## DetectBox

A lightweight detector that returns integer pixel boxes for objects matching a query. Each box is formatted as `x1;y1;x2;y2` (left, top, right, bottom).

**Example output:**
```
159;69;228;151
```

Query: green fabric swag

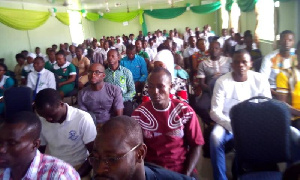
144;7;186;19
86;12;100;21
237;0;258;12
191;1;221;14
226;0;234;11
102;10;144;24
56;12;70;25
0;7;50;30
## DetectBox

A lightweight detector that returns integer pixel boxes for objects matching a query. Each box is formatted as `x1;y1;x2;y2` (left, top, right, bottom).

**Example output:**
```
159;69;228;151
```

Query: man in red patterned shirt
132;67;204;178
0;111;80;180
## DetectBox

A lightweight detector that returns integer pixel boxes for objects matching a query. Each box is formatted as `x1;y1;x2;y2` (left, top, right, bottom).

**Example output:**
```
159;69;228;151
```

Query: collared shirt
72;56;90;75
100;48;110;61
66;53;76;63
120;55;148;82
44;60;57;72
104;65;136;101
0;150;80;180
40;104;97;166
53;61;76;83
78;83;124;124
183;47;199;58
27;68;56;93
137;51;150;60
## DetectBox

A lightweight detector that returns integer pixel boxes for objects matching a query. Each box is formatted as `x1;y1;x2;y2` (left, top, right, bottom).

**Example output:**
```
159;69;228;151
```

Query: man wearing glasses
89;115;194;180
78;63;124;125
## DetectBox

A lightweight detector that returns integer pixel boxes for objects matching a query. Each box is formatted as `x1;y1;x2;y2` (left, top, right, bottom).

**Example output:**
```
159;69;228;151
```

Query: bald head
97;116;143;146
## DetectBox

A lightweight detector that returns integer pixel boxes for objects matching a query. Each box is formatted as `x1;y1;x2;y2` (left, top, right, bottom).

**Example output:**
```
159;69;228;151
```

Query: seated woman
142;50;188;103
0;63;15;115
53;51;76;98
72;47;90;89
195;41;231;125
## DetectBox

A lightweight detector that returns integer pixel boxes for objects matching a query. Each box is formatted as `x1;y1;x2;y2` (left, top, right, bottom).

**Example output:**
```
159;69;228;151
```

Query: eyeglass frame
87;70;104;76
88;143;141;167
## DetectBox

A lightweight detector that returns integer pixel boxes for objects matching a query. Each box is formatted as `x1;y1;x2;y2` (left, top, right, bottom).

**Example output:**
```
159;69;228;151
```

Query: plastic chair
230;96;292;179
4;87;33;119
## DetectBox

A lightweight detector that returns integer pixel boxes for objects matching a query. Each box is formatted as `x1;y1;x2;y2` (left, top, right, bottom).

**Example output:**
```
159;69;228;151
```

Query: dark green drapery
142;13;148;36
237;0;258;12
191;1;221;14
226;0;234;11
144;7;186;19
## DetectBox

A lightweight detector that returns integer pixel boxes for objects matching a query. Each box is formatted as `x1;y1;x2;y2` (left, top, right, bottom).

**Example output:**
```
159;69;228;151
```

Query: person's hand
58;82;63;88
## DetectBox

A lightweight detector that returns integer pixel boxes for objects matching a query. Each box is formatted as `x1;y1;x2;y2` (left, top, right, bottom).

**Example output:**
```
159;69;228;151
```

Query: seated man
136;40;150;66
0;111;80;179
90;115;194;180
27;57;56;99
21;52;36;85
277;40;300;129
132;67;204;177
35;88;96;179
210;49;271;180
78;63;124;125
120;44;148;94
105;49;136;116
260;30;297;99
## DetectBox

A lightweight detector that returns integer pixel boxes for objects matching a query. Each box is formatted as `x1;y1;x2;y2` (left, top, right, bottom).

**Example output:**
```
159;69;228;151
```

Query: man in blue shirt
120;44;148;94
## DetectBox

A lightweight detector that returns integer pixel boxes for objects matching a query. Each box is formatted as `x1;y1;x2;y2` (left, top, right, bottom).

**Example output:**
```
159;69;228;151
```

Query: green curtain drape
86;12;100;21
56;12;70;25
142;13;148;36
237;0;258;12
226;0;234;11
102;10;144;24
191;1;221;14
144;7;186;19
0;7;50;30
274;0;293;1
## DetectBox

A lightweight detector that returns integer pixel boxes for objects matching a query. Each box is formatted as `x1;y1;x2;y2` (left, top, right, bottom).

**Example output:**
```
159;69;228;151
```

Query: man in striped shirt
0;111;80;180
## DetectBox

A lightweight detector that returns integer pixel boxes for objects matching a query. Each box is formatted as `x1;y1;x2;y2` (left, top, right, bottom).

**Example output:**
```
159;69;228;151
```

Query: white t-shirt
27;68;56;93
217;36;231;48
40;104;97;166
183;46;199;58
210;71;272;132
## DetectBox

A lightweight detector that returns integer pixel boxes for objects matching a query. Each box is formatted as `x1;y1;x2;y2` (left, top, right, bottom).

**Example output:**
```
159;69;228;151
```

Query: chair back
230;96;291;164
4;87;33;119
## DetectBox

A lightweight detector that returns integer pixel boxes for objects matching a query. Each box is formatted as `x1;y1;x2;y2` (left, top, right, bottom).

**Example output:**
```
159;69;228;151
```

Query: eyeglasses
88;144;141;167
88;70;104;76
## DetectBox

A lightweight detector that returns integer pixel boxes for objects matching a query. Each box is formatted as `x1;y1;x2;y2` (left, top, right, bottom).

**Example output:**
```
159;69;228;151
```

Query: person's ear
136;144;147;163
32;139;41;151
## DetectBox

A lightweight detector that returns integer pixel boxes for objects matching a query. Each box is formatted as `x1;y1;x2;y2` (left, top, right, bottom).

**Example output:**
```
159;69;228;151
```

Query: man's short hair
34;57;45;63
127;44;136;52
99;115;143;146
35;88;62;109
149;67;172;82
108;49;120;56
3;111;42;140
76;46;84;52
15;53;25;60
233;49;250;57
280;30;294;39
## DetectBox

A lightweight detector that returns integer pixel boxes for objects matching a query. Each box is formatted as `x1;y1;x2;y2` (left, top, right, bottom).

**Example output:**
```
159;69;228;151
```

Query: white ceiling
0;0;193;12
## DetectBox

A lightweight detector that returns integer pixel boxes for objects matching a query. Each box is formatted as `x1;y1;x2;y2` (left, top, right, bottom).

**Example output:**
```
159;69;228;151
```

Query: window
68;10;84;45
255;0;275;41
220;0;229;29
230;2;241;32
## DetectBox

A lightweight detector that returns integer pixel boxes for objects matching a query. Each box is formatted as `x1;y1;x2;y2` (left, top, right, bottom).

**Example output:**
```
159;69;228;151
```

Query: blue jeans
210;124;234;180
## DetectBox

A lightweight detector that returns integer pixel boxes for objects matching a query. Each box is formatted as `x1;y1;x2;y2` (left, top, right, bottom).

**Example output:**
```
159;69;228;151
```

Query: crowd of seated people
1;25;300;180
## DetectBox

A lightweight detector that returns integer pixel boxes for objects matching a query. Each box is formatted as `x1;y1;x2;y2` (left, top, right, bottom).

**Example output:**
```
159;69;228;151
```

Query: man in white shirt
35;88;96;180
217;29;231;48
99;41;110;63
27;57;56;100
184;27;191;43
114;38;126;58
183;36;198;70
34;47;46;60
145;32;152;42
209;49;272;180
66;45;76;63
